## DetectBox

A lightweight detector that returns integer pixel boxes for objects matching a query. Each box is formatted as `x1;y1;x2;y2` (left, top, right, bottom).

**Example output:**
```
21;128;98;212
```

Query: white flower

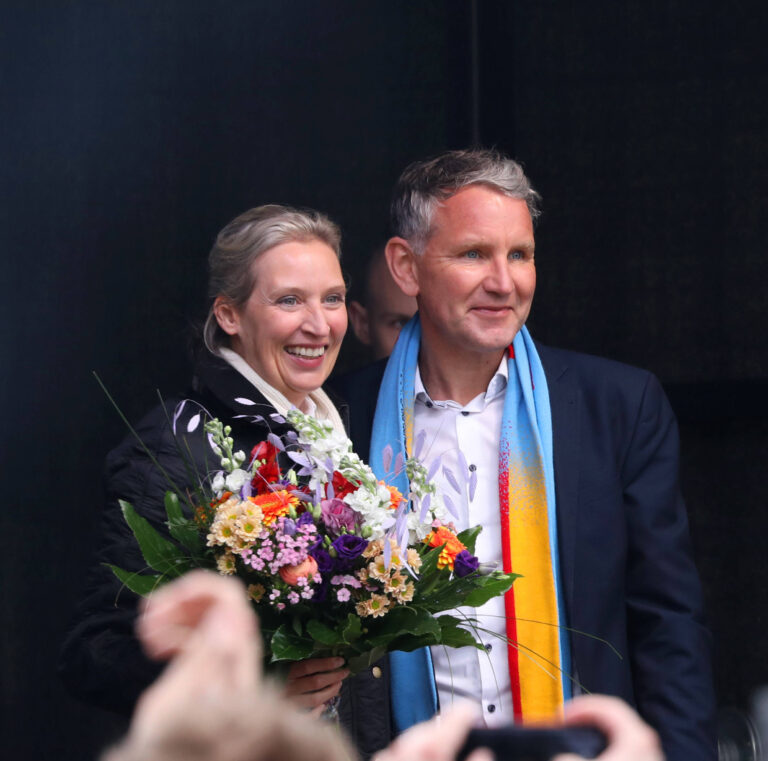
224;468;249;493
211;471;226;495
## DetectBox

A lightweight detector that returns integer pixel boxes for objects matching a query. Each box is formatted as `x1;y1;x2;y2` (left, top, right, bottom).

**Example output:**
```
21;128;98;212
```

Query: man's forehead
427;186;534;242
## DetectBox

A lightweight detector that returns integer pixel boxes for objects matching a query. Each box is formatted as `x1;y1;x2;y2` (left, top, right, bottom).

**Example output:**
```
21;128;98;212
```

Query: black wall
2;2;766;758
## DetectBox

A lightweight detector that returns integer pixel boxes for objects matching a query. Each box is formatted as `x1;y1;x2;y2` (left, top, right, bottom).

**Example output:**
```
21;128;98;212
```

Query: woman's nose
301;304;331;336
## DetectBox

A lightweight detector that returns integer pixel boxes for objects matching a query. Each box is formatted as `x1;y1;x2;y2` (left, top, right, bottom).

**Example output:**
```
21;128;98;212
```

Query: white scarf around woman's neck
216;347;346;436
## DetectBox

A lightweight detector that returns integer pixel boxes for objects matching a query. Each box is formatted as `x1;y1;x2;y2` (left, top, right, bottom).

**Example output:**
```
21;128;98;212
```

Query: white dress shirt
415;354;514;726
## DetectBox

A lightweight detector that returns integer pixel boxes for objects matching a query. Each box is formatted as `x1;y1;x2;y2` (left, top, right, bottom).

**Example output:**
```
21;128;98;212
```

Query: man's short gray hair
203;204;341;352
390;148;541;253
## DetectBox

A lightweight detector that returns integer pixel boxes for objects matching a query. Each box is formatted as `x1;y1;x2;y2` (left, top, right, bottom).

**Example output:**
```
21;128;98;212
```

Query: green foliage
463;572;519;607
271;624;315;661
164;492;202;554
456;525;482;555
306;619;344;647
106;565;165;596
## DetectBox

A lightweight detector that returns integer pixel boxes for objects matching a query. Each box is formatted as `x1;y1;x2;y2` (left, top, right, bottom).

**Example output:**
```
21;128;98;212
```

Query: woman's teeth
286;346;325;358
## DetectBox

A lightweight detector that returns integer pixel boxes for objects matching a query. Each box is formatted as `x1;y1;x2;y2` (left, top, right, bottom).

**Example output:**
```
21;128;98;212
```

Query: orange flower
248;489;299;525
384;483;406;510
278;556;319;586
424;526;467;571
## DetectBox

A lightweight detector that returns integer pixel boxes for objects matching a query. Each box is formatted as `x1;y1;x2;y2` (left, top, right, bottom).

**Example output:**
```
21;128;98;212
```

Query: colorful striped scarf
369;315;571;731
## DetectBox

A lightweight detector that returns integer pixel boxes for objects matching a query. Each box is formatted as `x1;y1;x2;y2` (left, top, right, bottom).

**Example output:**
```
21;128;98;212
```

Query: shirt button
461;410;469;416
372;666;382;678
469;464;477;472
426;401;434;408
487;704;496;713
485;642;493;652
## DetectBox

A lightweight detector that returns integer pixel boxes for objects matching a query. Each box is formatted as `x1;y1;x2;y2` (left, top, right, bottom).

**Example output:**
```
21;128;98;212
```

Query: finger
287;657;346;679
466;750;495;761
284;668;349;696
287;679;344;710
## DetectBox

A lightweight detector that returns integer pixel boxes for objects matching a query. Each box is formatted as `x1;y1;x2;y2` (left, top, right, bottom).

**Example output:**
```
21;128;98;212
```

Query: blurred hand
554;695;664;761
284;656;350;713
103;571;355;761
372;702;492;761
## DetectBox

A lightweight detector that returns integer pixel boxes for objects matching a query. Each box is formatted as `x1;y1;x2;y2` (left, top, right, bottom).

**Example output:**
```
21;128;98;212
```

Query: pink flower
320;498;359;535
278;556;319;586
336;588;351;602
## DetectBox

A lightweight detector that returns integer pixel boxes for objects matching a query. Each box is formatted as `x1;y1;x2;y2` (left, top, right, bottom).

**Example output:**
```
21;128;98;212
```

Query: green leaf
364;606;440;648
306;619;344;647
120;500;188;577
436;615;483;649
292;614;303;637
164;492;202;553
342;613;362;644
270;624;314;662
107;564;164;596
463;572;519;608
456;525;482;555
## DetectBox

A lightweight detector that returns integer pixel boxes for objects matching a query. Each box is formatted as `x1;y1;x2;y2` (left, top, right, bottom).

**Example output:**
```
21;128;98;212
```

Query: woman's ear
213;295;241;337
385;237;420;298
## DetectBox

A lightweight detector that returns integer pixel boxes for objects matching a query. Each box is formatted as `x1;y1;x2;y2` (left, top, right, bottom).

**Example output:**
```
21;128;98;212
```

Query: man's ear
213;295;241;336
385;237;420;297
347;301;371;345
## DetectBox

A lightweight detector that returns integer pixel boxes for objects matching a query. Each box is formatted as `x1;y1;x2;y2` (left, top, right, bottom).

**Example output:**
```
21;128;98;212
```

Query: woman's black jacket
58;352;393;759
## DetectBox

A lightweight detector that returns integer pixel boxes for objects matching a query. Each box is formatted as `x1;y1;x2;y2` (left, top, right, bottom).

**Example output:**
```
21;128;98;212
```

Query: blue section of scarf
368;314;570;731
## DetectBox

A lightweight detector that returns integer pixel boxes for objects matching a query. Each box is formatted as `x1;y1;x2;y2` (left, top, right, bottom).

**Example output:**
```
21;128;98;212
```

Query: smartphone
457;725;606;760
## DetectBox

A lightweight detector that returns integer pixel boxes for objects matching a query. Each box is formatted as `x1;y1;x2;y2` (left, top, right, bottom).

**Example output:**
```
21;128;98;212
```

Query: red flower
251;441;281;494
327;471;358;500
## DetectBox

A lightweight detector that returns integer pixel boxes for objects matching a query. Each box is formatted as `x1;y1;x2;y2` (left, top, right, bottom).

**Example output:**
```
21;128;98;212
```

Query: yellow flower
247;583;266;603
356;594;391;618
362;539;383;559
216;551;236;575
407;548;423;571
235;504;263;543
368;557;392;583
385;571;407;594
393;580;415;604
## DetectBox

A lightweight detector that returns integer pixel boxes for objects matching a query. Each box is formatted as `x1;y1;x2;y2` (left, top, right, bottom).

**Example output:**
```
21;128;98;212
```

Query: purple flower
454;550;480;578
332;534;368;562
297;511;315;527
321;498;359;535
281;518;297;536
311;547;336;574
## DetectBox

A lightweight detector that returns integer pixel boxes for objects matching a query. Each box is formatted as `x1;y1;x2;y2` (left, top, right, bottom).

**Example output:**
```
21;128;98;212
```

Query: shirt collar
414;352;509;409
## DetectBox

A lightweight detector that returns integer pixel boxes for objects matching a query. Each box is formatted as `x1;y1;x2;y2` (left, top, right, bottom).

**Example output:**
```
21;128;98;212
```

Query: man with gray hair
333;149;715;761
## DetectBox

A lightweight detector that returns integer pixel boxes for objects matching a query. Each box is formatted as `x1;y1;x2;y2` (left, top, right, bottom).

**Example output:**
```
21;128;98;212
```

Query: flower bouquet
111;403;518;674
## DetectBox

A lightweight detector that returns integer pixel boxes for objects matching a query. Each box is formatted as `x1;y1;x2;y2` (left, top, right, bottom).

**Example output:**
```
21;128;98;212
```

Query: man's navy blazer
331;341;717;761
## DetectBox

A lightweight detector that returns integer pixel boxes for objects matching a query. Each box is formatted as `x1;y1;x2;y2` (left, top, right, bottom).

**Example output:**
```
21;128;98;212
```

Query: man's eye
463;250;480;259
509;251;523;261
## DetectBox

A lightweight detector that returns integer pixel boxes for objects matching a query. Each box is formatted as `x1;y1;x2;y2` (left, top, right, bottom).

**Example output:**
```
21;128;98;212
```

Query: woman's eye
277;296;299;306
324;293;345;305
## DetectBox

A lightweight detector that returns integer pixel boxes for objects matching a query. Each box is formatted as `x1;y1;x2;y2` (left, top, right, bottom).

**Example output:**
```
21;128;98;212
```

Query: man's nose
484;257;514;294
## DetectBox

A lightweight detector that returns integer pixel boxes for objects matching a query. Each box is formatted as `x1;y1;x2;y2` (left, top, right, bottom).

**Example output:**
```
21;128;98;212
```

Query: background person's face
226;239;347;406
349;253;417;360
412;186;536;362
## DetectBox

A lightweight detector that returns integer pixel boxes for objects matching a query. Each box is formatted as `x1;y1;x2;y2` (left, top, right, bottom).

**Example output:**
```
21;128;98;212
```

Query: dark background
2;1;766;758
